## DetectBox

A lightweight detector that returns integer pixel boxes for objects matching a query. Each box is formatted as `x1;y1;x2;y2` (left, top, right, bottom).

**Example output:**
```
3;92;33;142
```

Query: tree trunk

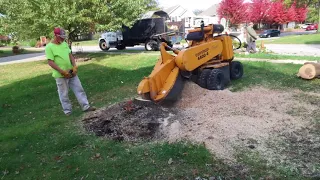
297;62;320;79
68;39;73;53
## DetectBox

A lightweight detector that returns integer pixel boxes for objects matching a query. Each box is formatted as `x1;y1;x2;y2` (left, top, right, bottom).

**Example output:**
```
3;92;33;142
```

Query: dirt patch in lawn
82;81;320;175
82;101;179;142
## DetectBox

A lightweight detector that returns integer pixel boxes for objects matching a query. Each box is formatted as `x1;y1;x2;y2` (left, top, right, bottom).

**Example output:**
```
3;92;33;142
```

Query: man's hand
72;66;78;76
61;70;72;78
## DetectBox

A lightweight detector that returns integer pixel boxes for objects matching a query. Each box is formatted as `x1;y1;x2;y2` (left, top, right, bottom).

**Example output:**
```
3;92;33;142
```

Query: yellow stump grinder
137;23;243;103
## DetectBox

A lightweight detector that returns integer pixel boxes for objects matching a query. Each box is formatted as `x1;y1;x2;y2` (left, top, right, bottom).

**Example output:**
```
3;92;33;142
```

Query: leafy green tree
0;0;158;46
307;7;320;23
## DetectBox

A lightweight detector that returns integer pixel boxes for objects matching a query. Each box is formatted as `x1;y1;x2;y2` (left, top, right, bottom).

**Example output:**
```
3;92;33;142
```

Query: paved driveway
0;52;46;65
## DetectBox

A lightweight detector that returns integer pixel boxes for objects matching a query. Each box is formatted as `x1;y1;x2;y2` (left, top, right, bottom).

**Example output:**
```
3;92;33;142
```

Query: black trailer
98;10;184;51
121;17;175;51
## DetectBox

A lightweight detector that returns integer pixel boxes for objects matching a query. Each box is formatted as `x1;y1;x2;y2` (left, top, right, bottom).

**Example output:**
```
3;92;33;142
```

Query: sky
158;0;252;11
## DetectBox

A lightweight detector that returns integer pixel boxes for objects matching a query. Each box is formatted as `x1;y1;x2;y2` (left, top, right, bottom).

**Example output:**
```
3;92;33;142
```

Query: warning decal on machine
195;48;209;60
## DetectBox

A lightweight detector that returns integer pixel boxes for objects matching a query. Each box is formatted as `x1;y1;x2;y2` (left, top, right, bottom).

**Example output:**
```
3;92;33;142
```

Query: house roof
199;4;219;17
140;10;170;20
164;5;195;17
164;5;180;15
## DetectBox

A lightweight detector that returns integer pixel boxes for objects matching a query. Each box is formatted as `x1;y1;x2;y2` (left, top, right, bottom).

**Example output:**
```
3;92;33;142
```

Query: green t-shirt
45;41;73;78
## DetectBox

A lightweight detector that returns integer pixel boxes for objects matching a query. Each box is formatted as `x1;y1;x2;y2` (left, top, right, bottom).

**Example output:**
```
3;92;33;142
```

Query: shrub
0;39;11;47
93;32;102;40
29;39;37;47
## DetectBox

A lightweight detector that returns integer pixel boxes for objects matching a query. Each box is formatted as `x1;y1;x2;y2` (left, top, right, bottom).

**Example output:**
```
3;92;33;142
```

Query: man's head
249;22;254;27
53;27;67;44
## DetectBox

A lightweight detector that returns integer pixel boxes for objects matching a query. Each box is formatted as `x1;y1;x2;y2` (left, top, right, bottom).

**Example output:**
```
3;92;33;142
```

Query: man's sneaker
84;106;96;112
65;112;72;116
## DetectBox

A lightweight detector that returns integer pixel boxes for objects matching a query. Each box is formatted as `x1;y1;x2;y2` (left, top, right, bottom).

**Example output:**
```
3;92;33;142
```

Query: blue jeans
55;75;90;114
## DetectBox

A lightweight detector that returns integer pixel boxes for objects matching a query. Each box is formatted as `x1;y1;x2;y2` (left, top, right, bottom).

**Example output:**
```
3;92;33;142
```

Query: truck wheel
197;69;211;88
99;40;109;51
230;61;243;80
145;40;159;51
116;45;126;50
207;69;225;90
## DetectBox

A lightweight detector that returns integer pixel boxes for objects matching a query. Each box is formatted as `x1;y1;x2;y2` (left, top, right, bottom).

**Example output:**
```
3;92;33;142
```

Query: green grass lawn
0;48;44;58
258;33;320;44
235;52;320;61
1;53;319;179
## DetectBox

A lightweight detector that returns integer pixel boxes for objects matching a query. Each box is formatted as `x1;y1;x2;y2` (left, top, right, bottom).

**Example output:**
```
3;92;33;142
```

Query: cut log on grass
297;62;320;80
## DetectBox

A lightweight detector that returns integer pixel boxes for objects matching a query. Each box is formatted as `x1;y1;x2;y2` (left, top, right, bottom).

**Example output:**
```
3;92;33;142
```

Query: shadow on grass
74;51;158;62
74;53;121;62
305;41;320;45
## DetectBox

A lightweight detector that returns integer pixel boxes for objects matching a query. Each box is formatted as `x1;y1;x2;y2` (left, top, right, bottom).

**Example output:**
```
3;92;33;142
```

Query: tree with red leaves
295;5;308;23
217;0;248;25
248;0;272;25
266;0;288;25
286;2;297;22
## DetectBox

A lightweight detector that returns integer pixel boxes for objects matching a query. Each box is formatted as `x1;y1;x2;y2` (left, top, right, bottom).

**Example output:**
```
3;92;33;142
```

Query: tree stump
297;62;320;80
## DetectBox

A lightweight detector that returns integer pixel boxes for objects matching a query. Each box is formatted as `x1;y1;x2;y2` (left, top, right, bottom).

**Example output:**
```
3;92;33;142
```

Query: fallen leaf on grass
54;156;62;161
192;169;198;176
168;158;173;165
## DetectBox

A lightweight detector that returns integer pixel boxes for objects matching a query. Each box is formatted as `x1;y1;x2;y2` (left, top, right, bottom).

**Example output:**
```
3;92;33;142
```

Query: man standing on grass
245;22;258;54
45;27;96;116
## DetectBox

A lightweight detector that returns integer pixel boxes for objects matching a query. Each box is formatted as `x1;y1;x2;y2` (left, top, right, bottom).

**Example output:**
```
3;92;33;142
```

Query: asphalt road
278;30;317;37
0;52;46;65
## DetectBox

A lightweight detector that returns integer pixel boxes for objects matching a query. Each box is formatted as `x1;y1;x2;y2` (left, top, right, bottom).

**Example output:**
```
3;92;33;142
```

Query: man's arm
247;28;257;40
69;53;78;76
48;60;65;74
69;53;76;67
48;60;72;78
